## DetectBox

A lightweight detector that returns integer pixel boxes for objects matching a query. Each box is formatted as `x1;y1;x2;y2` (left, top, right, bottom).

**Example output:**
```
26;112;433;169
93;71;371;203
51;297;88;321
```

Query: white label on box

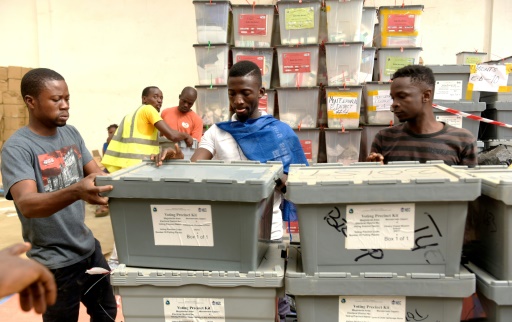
164;298;225;322
151;205;214;246
469;64;508;92
434;80;463;101
436;114;463;128
327;93;358;114
345;204;415;250
375;90;393;111
339;296;406;322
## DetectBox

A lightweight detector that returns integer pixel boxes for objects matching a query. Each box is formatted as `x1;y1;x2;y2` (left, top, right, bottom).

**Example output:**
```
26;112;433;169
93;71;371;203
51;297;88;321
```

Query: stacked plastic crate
322;0;364;164
286;162;480;322
100;160;286;321
193;0;232;129
464;166;512;321
273;0;322;165
477;56;512;147
232;3;277;120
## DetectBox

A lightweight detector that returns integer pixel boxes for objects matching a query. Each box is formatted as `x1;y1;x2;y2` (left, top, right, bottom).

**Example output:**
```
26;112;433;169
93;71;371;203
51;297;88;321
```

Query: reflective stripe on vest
101;106;160;169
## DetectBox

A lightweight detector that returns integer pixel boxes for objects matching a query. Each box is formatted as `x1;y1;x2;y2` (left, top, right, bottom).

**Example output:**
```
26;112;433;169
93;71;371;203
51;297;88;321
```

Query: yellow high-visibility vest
101;105;160;172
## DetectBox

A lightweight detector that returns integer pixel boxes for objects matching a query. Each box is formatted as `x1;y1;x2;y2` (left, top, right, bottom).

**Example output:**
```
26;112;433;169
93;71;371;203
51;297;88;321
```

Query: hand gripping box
96;160;283;272
112;244;285;322
466;167;512;280
286;162;481;276
286;246;475;322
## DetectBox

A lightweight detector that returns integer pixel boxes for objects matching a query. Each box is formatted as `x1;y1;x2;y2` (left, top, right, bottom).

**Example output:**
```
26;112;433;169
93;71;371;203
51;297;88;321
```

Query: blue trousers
43;239;117;322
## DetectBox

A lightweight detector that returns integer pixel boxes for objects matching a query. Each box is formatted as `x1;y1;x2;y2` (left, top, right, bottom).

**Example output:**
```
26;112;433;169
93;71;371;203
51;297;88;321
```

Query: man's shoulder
444;123;474;137
161;106;178;117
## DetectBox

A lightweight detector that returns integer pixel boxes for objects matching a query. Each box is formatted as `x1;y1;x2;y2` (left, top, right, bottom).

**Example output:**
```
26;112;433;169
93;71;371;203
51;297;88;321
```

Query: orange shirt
161;106;203;142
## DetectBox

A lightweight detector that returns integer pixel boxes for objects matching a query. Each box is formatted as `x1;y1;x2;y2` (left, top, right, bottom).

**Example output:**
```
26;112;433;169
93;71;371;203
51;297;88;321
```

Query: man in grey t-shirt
1;68;117;321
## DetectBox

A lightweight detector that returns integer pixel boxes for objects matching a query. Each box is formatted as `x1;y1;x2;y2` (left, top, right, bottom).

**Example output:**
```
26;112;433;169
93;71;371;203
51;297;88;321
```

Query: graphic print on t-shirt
38;145;83;192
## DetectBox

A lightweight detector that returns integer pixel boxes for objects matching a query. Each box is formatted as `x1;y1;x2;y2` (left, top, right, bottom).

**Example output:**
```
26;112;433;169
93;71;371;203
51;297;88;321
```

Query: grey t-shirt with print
1;125;95;269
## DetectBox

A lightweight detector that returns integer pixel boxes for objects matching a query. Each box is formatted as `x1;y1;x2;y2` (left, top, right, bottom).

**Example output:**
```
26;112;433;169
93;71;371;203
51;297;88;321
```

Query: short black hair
229;60;262;87
107;124;118;130
392;65;435;89
21;68;65;98
142;86;159;97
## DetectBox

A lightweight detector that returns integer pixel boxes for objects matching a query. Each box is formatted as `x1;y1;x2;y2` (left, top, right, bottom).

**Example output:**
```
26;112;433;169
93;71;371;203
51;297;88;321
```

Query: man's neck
405;118;444;134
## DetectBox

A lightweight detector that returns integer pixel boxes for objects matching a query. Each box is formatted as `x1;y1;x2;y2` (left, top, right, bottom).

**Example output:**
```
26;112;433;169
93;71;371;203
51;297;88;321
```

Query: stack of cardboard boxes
0;66;32;149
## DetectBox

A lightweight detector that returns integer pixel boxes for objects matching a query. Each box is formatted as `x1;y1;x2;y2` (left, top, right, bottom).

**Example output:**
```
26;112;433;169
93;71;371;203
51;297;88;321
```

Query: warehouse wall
0;0;510;151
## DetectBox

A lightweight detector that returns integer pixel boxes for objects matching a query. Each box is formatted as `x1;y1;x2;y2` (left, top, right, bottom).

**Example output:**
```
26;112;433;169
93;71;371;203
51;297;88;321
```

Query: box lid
286;163;480;204
467;167;512;204
427;64;471;74
432;101;485;113
96;160;283;202
111;244;285;288
286;247;475;297
457;52;487;55
378;5;424;11
465;262;512;305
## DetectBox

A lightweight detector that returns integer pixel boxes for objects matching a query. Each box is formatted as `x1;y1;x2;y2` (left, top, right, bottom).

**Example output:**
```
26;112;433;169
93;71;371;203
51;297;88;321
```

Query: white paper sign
436;114;463;128
327;95;358;114
469;64;508;92
164;298;225;322
434;80;463;101
339;296;406;322
374;90;393;111
151;205;214;246
345;203;415;250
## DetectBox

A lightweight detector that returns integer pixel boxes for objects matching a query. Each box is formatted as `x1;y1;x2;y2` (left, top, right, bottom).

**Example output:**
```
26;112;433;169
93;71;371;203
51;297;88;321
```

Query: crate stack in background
231;3;278;120
463;166;512;321
193;0;232;130
285;163;479;322
477;56;512;149
273;0;322;165
103;161;286;321
0;66;31;150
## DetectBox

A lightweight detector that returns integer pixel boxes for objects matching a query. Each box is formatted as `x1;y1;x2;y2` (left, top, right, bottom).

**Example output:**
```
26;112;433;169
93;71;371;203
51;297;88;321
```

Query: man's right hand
78;173;113;205
366;152;384;164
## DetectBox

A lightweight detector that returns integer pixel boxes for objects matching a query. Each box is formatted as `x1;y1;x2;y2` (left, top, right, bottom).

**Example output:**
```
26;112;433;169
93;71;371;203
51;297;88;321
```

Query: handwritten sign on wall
469;64;508;92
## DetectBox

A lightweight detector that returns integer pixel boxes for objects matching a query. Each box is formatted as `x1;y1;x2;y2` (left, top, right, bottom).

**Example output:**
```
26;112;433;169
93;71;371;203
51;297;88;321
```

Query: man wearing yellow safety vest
102;86;192;173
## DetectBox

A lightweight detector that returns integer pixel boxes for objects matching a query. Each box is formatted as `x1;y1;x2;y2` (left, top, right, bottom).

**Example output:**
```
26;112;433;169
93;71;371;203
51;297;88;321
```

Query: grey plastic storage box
480;102;512;140
466;167;512;280
112;244;285;322
286;163;481;276
479;57;512;103
466;262;512;322
96;160;283;272
432;101;485;139
428;65;481;103
286;247;475;322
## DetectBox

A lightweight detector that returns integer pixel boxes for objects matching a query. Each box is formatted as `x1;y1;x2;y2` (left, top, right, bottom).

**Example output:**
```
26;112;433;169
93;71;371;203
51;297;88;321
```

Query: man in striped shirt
367;65;477;166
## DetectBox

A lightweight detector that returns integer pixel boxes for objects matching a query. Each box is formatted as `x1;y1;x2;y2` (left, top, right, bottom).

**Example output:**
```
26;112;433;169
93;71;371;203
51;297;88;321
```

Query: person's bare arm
0;243;57;314
9;173;112;218
83;159;106;176
155;120;193;147
190;147;213;162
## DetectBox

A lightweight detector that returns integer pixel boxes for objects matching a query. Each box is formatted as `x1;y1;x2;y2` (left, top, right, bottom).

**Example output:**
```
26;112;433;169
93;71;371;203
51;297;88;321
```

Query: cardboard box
0;67;7;81
0;80;7;92
7;66;22;79
2;128;18;141
4;105;26;118
8;79;21;93
21;67;32;78
4;117;26;130
2;91;23;105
